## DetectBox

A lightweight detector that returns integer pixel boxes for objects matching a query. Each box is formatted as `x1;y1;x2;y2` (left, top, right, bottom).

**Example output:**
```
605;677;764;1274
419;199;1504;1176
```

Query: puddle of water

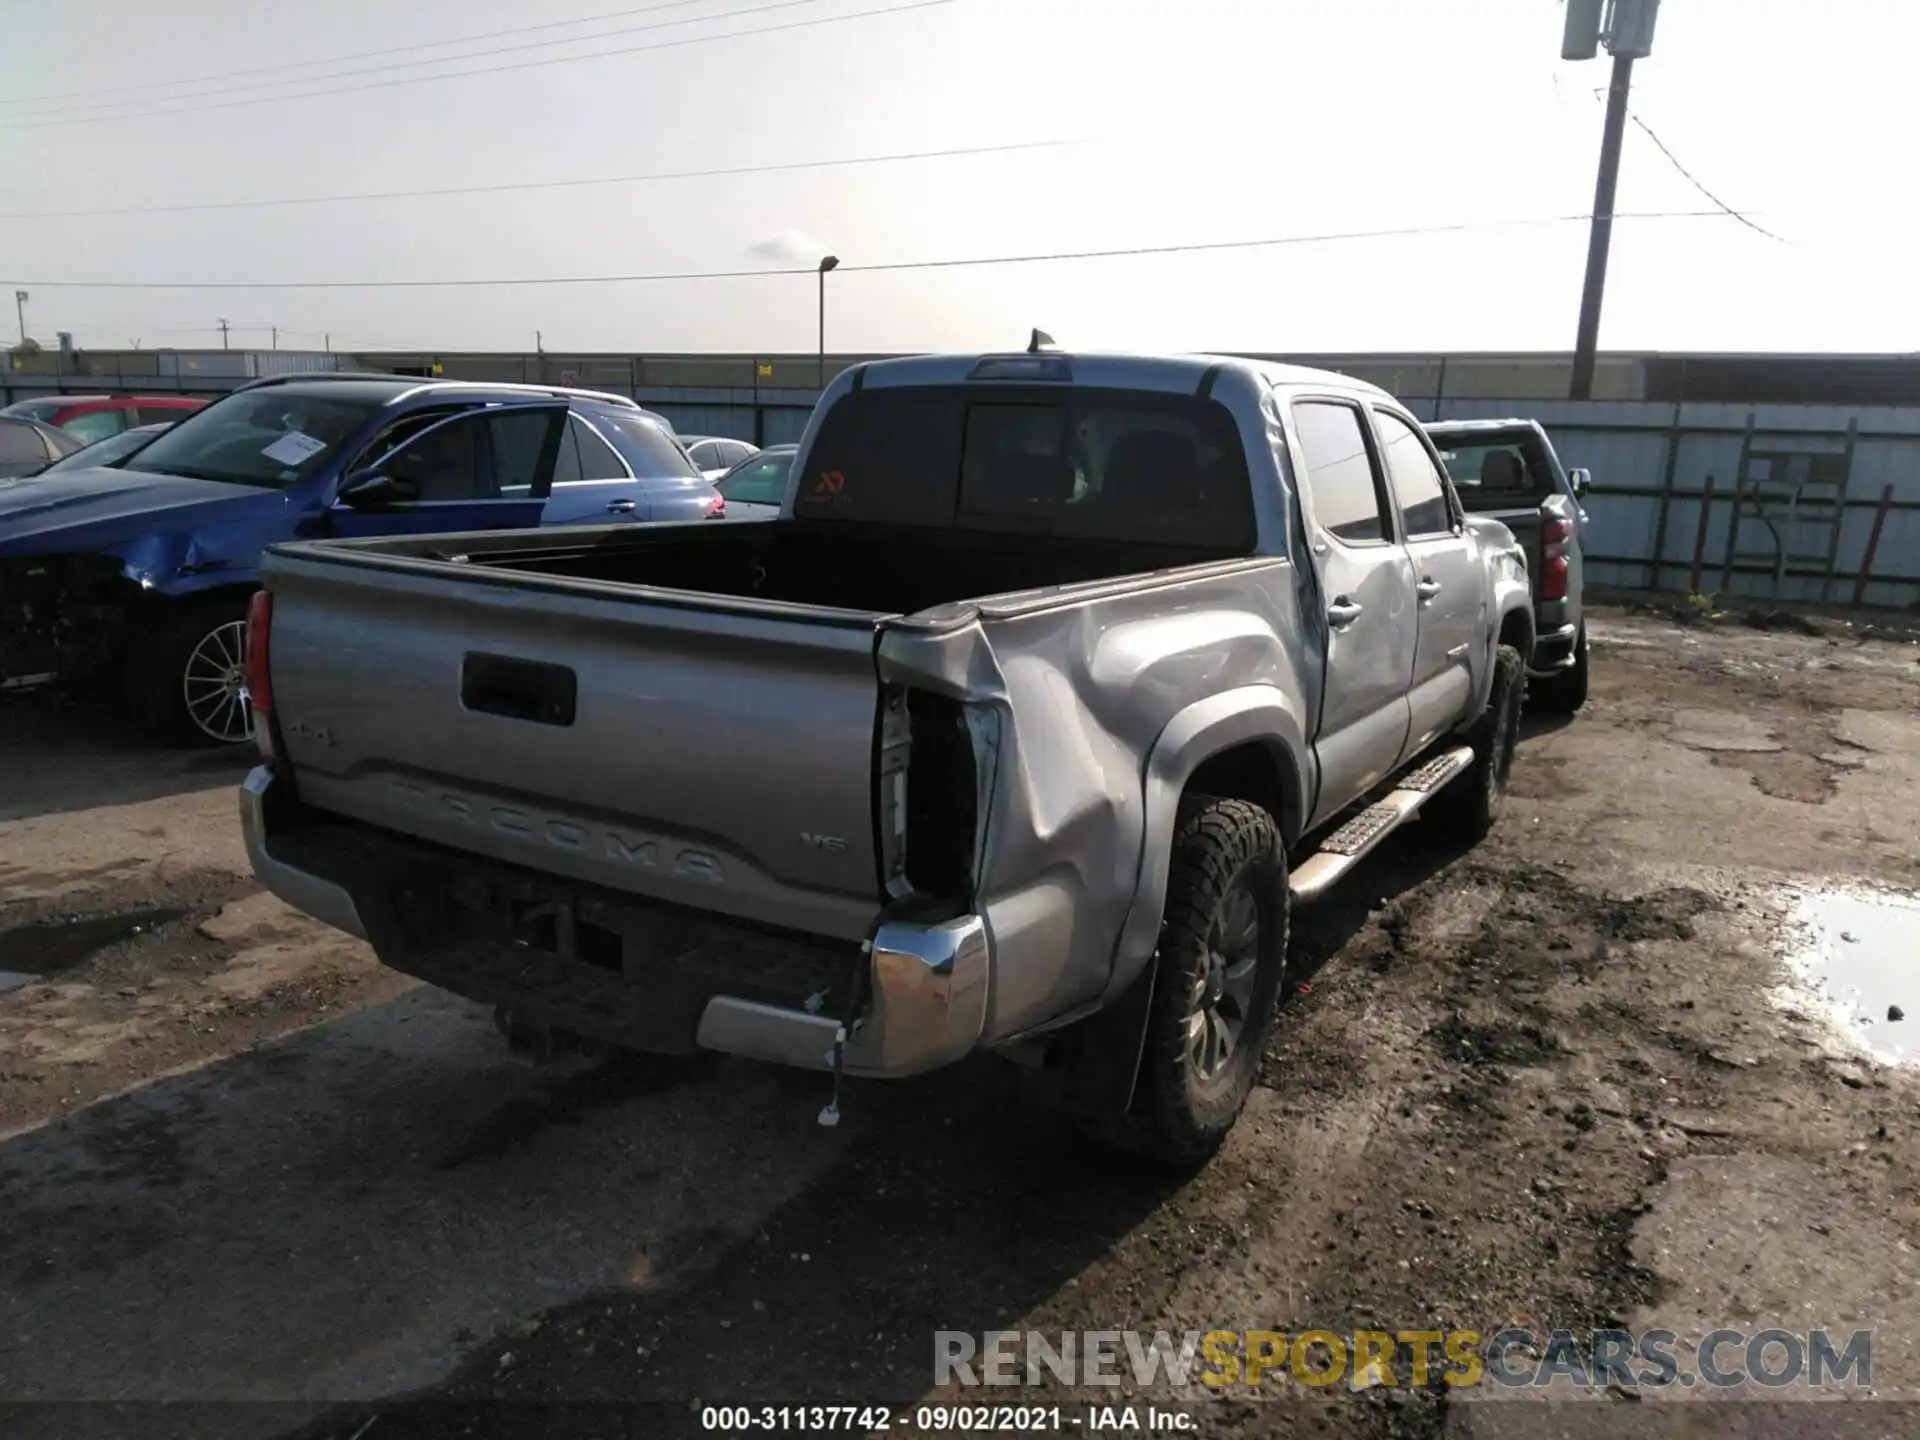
1781;888;1918;1067
0;906;188;978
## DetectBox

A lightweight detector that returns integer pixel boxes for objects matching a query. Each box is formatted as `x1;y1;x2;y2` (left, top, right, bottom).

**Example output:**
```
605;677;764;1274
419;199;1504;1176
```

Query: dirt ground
1;605;1917;1440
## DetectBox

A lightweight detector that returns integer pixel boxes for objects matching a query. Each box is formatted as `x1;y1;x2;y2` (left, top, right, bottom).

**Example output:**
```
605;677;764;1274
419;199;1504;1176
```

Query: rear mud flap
1025;956;1160;1120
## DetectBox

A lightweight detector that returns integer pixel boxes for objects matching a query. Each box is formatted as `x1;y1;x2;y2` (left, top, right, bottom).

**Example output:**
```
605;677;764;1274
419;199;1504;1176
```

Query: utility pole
324;333;331;353
536;330;544;354
217;317;231;350
271;326;278;351
1562;0;1661;401
12;290;26;345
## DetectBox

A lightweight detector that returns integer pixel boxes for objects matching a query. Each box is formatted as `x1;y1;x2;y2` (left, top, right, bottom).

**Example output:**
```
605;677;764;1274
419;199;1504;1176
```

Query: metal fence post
1645;400;1683;589
1853;484;1895;606
1689;475;1716;595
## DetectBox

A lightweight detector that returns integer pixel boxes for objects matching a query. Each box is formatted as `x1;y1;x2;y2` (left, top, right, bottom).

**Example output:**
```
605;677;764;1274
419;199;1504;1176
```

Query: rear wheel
1427;642;1523;846
124;601;257;748
1119;796;1290;1169
1529;623;1589;713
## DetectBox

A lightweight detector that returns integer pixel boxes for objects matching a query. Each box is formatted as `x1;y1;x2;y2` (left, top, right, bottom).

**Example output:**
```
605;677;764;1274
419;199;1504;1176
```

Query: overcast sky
0;0;1908;357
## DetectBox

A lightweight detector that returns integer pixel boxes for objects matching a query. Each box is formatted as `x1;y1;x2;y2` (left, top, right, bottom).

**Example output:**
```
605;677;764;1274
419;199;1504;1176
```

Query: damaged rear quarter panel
879;560;1315;1045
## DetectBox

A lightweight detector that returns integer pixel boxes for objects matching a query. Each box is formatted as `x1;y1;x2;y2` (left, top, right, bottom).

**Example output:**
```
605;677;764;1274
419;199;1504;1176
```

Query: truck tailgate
263;551;887;941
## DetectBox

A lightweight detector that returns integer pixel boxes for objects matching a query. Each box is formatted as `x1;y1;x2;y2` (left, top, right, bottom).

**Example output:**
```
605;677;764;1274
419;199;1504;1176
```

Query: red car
0;393;207;446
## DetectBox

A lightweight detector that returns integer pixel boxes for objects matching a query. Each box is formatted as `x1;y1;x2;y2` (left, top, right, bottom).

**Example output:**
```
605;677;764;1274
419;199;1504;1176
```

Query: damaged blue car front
0;373;691;745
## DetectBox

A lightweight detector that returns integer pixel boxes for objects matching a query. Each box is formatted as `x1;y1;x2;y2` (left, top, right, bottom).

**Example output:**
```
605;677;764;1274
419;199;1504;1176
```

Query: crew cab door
1288;398;1416;828
325;403;567;538
1371;407;1480;756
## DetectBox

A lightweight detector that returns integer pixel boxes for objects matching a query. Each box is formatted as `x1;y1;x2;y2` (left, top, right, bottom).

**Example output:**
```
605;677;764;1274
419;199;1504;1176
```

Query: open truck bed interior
354;518;1251;619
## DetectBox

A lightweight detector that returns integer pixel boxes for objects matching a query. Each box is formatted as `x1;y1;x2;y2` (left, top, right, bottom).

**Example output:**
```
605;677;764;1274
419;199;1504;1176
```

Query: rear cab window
793;385;1255;551
1431;433;1552;510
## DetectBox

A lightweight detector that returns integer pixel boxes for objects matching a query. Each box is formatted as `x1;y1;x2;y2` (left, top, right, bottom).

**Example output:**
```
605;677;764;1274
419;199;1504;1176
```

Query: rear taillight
245;590;275;761
1541;552;1570;601
703;494;726;519
1540;514;1573;600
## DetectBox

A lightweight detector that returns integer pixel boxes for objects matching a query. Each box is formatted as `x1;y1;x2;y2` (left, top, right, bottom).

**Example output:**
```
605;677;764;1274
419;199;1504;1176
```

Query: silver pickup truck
238;343;1535;1165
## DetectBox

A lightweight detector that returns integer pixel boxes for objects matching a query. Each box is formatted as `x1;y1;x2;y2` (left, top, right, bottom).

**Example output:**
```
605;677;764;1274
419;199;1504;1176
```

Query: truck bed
257;515;1257;949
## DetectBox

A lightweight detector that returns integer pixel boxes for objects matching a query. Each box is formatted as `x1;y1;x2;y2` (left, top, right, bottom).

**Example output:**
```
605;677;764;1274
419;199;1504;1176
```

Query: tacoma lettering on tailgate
385;779;724;883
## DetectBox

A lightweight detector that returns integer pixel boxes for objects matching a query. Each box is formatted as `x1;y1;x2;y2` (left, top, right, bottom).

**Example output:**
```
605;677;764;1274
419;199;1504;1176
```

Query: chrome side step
1289;745;1475;905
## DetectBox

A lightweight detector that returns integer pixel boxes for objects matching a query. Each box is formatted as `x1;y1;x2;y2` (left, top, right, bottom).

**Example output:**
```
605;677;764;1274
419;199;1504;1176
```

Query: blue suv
0;373;723;745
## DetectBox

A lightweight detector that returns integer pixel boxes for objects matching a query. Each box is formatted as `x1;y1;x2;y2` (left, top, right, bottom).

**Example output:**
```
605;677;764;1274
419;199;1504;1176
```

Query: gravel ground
1;606;1916;1440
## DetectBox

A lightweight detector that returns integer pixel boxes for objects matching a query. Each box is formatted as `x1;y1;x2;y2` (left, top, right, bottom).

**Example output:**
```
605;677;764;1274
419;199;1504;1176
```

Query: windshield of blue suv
123;392;381;488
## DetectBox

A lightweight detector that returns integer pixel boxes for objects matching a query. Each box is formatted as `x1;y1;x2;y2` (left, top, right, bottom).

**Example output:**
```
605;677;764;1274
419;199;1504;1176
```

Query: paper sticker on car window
261;431;327;466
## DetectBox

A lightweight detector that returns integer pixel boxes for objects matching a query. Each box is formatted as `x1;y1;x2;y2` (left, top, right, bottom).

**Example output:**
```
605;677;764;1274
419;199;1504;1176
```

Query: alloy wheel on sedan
181;619;256;745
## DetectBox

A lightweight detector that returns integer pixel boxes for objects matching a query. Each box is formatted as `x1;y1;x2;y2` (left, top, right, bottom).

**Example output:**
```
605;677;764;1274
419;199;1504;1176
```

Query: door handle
1416;576;1442;601
605;499;637;514
1327;597;1364;628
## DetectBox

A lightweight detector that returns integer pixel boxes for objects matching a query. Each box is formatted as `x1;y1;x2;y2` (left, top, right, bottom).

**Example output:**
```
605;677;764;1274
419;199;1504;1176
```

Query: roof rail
409;379;642;409
232;370;416;393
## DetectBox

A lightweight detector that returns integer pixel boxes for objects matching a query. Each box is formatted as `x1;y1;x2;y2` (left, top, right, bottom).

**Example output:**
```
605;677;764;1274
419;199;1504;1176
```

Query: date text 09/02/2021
698;1405;1196;1433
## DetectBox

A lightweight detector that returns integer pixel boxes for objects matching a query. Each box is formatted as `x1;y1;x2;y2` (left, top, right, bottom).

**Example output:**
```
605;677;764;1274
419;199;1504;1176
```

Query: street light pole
13;290;26;345
817;254;839;390
1569;52;1634;401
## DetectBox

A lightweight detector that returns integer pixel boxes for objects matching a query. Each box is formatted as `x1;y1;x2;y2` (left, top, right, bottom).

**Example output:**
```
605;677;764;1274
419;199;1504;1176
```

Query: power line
0;140;1079;221
1628;112;1788;243
14;1;953;130
4;209;1743;291
17;0;831;122
0;0;727;108
1587;86;1786;244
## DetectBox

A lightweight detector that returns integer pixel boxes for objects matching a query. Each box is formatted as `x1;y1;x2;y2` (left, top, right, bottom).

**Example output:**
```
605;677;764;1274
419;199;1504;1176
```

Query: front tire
1529;623;1589;713
124;600;258;748
1428;642;1523;846
1122;796;1290;1169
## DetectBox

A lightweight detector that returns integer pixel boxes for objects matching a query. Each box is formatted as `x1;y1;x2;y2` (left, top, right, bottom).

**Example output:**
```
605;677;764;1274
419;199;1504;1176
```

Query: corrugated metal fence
6;368;1915;607
1413;397;1920;608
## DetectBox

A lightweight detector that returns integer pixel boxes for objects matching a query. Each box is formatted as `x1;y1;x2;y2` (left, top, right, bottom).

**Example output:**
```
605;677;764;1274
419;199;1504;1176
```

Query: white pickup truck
238;341;1536;1165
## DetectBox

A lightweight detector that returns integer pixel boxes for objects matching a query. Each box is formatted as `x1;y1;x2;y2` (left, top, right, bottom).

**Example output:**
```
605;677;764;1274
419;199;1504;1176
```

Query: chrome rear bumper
241;764;987;1078
696;915;990;1078
239;767;367;940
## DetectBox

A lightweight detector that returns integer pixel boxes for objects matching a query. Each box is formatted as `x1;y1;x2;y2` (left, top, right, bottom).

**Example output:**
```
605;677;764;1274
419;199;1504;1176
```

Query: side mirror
1569;468;1592;499
336;469;419;509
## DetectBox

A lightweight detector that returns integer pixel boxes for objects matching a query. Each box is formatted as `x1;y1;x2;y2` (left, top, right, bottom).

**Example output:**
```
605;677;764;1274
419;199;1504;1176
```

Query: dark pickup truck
1426;418;1591;712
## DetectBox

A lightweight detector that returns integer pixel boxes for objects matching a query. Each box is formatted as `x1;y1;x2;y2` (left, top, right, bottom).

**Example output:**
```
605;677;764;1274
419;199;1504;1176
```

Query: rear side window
1373;409;1455;538
597;413;700;479
0;420;49;464
796;385;1253;549
1292;401;1391;545
572;417;629;480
